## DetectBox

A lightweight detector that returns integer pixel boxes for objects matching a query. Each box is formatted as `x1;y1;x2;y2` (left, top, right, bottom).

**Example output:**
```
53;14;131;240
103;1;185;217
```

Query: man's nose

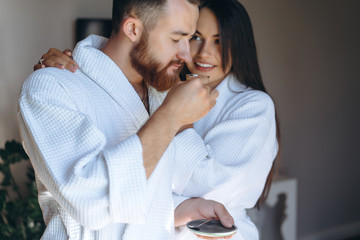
177;40;192;64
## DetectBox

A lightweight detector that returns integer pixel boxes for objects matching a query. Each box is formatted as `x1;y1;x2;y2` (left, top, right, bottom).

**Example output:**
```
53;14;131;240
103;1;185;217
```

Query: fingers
34;48;78;73
40;54;66;70
186;74;210;84
214;203;234;228
63;49;73;58
224;234;236;239
172;78;187;88
209;88;219;105
196;234;235;240
195;77;218;98
195;234;209;239
192;78;218;110
210;89;219;98
33;63;45;71
199;76;210;85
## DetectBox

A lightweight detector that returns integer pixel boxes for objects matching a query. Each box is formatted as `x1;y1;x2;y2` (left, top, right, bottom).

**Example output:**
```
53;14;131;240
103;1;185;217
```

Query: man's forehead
166;0;199;16
158;0;198;35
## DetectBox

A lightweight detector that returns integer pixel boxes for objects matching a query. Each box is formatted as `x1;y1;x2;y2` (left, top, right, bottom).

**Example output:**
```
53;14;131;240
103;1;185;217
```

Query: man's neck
101;35;148;111
101;34;143;86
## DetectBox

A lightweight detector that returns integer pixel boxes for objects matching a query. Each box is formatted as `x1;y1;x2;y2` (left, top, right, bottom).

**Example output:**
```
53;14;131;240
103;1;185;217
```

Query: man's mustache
168;59;184;67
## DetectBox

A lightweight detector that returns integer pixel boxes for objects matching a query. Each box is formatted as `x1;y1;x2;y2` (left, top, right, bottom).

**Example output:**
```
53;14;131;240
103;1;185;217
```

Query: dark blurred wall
242;0;360;239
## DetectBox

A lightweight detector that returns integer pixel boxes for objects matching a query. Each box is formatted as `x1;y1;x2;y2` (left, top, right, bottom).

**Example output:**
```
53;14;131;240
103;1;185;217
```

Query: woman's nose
198;41;214;59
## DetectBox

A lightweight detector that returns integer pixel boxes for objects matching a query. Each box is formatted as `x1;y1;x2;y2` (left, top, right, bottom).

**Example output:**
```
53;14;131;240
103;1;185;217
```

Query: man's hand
175;198;235;239
161;77;219;127
174;198;234;228
138;77;218;178
34;48;78;72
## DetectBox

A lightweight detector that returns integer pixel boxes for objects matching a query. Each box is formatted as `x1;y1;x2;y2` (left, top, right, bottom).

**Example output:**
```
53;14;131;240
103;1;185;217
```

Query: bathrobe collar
73;35;166;128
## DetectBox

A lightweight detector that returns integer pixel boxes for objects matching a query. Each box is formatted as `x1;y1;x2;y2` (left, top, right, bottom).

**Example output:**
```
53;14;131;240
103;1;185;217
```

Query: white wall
0;0;112;211
0;0;112;146
1;0;359;239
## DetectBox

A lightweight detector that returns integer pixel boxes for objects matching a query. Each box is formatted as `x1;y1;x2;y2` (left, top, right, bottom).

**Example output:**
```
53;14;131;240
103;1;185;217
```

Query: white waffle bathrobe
173;74;279;240
18;35;178;240
19;35;278;240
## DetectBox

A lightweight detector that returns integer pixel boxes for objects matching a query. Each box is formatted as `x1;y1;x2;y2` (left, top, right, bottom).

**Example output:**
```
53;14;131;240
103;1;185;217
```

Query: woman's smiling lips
194;61;216;71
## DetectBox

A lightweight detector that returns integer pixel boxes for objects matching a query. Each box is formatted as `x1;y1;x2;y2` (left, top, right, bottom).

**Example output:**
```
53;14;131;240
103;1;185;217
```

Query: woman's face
187;7;231;88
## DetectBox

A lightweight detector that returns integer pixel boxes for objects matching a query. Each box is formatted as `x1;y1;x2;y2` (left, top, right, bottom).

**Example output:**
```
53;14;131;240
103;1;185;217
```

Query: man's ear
122;17;143;42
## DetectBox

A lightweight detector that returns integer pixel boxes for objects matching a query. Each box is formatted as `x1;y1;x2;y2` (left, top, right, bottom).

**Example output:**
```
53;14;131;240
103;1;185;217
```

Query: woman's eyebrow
194;30;220;38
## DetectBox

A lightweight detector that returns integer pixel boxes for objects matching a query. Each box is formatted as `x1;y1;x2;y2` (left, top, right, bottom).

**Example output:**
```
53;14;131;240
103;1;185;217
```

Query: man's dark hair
112;0;201;35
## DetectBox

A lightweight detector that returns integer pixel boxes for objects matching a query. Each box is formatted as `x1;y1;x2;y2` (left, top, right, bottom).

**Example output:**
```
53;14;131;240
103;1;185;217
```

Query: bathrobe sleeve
18;70;148;230
172;91;278;209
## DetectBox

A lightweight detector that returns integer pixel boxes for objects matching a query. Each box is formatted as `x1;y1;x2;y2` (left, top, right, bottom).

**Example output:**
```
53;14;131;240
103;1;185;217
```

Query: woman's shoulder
220;75;275;119
225;75;274;105
242;88;274;106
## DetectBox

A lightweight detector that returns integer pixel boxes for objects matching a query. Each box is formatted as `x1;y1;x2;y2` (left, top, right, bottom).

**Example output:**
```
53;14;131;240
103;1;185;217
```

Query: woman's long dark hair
200;0;281;208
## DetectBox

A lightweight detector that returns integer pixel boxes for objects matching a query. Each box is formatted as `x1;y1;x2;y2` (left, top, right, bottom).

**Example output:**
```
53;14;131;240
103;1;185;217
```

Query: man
18;0;233;239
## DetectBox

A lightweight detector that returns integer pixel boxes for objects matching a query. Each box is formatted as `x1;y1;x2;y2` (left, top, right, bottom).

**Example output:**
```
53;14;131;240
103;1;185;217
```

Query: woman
173;0;280;239
35;0;280;239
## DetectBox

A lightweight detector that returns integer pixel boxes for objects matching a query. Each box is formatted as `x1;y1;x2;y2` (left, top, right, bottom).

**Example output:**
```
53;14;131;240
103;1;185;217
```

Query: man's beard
130;30;183;92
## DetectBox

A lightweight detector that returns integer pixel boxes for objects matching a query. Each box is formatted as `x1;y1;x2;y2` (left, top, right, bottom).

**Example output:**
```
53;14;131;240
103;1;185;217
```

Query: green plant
0;140;45;240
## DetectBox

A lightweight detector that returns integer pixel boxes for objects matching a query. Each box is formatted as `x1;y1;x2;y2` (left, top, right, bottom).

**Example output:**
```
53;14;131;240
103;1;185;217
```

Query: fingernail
69;66;78;72
225;218;233;228
41;64;45;68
